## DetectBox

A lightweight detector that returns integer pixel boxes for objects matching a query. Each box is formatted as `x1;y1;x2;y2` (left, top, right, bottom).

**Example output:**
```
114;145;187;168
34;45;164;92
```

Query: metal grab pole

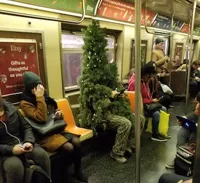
169;0;174;87
185;0;197;113
190;1;200;182
135;0;141;183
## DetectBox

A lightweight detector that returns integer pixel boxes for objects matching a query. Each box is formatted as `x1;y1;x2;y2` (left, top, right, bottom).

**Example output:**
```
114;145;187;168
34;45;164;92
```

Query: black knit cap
141;61;156;76
23;71;41;91
155;37;164;45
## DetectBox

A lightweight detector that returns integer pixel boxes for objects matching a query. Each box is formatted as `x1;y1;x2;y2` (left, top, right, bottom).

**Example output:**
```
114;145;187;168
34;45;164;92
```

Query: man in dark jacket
0;89;51;183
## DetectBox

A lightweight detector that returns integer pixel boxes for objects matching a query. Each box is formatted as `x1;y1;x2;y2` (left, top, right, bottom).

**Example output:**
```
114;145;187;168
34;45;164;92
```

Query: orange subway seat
56;98;93;142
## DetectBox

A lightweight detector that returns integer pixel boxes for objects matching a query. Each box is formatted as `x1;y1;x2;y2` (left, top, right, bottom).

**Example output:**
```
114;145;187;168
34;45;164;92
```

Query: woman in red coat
128;62;167;142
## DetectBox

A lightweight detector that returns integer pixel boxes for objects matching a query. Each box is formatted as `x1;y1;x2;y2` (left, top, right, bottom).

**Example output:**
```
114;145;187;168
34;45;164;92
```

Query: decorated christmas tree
78;20;134;131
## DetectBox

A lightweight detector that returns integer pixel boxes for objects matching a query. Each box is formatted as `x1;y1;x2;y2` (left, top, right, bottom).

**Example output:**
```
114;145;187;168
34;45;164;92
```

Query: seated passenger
128;61;168;142
165;92;200;169
20;72;88;182
177;92;200;146
158;173;191;183
123;68;135;89
176;59;189;71
104;90;137;163
0;88;51;183
177;60;200;99
148;74;173;109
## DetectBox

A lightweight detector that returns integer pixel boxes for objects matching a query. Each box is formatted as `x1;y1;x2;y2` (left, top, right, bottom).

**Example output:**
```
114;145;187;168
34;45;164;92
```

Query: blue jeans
152;106;166;136
159;173;190;183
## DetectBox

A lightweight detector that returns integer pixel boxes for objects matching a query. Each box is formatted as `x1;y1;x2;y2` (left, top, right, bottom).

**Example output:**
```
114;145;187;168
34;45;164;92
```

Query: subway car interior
1;0;200;183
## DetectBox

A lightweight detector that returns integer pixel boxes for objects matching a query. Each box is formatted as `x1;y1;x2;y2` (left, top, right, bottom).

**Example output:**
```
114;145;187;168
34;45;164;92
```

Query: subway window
61;33;116;90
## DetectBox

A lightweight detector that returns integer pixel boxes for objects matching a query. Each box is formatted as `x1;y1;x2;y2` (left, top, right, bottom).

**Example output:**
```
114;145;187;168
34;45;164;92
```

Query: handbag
144;103;162;115
174;144;195;177
25;115;67;137
24;155;51;183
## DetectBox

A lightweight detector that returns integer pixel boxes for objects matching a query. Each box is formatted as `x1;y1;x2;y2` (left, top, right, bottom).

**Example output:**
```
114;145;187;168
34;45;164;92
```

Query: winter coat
20;96;71;152
152;49;169;72
0;100;35;157
128;75;153;104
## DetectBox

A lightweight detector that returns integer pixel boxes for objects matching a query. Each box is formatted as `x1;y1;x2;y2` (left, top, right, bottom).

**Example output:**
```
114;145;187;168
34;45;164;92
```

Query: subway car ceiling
2;0;200;33
1;0;200;99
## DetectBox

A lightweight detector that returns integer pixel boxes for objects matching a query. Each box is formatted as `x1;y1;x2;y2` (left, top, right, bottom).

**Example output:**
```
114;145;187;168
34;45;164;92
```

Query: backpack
24;159;52;183
174;144;196;177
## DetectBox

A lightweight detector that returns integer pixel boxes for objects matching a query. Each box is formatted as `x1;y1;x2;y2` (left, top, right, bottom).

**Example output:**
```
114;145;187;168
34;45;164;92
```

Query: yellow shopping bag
159;110;170;137
146;118;152;133
146;110;170;137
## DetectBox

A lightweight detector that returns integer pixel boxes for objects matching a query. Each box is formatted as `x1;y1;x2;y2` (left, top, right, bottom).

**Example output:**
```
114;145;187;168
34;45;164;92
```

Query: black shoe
151;135;167;142
75;171;88;182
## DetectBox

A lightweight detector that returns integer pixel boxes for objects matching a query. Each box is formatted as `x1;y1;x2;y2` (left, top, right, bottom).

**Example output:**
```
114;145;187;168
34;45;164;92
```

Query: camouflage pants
106;114;133;156
106;114;145;156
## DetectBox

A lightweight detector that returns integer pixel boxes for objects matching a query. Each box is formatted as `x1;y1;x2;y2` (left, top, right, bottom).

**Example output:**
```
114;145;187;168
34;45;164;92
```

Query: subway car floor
67;100;195;183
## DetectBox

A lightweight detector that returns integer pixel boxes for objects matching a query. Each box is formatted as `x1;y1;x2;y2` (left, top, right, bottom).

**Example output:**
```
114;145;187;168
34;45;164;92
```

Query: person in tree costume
78;20;144;163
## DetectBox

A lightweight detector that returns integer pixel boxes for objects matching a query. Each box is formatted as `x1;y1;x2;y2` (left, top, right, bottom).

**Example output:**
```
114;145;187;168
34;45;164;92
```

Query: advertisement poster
173;20;184;32
151;15;171;30
0;39;39;96
15;0;96;15
97;0;156;25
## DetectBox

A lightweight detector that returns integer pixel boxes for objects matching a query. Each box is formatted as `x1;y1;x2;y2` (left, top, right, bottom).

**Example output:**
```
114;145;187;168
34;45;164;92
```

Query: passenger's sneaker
160;134;171;139
166;135;171;139
151;135;167;142
165;160;175;169
110;151;127;163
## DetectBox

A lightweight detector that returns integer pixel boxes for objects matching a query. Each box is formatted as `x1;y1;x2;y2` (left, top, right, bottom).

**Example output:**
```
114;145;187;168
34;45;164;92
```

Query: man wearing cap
152;37;170;73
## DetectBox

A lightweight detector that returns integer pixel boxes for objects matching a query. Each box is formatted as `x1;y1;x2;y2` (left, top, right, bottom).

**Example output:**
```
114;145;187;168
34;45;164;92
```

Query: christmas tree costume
78;20;143;163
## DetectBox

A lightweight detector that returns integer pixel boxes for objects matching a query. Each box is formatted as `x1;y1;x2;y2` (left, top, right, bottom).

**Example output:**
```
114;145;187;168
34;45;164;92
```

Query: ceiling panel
122;0;200;26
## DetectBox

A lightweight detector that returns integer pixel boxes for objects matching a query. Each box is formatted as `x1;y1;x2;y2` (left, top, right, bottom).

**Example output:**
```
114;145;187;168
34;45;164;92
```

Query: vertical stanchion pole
190;2;199;182
135;0;141;182
169;0;174;88
185;0;197;113
185;22;190;114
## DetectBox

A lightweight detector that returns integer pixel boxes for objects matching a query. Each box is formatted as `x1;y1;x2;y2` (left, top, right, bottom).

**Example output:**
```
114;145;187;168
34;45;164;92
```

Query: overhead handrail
144;1;172;37
94;0;102;16
0;0;85;24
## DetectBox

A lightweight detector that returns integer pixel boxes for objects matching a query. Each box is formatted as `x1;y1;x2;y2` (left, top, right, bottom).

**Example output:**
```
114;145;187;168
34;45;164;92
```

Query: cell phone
115;89;125;97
